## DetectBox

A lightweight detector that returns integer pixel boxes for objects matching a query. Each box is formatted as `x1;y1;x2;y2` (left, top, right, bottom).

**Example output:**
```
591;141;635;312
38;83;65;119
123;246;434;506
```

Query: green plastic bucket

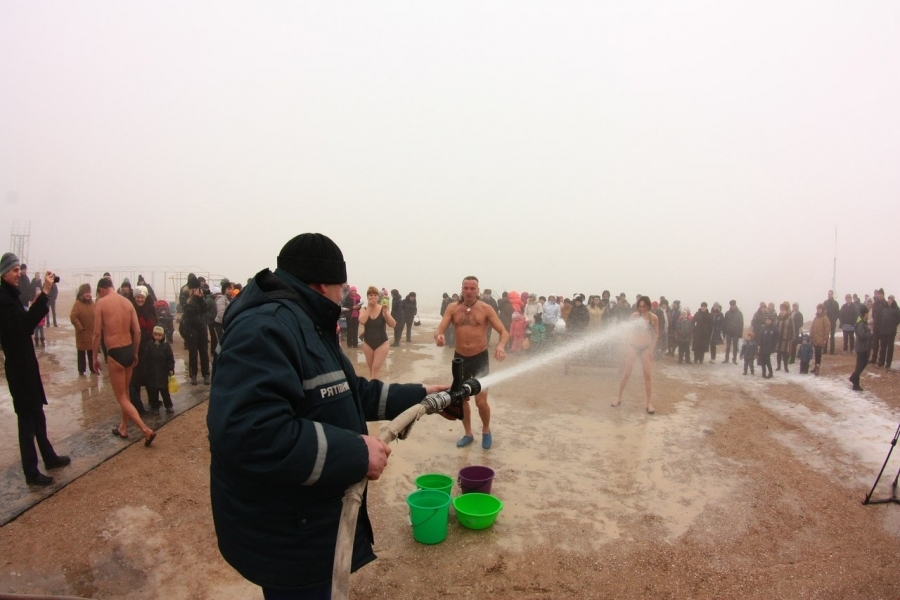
452;492;504;530
406;489;451;544
415;473;454;496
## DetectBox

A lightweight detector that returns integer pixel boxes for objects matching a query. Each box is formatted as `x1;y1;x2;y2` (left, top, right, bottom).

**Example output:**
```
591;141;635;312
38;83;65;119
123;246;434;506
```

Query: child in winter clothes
797;334;814;374
509;311;527;352
759;316;778;379
676;309;693;364
141;326;176;413
740;332;758;375
528;313;547;353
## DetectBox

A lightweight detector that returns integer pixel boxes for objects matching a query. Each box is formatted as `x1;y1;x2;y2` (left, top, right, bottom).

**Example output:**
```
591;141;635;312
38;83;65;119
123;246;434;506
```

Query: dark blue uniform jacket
207;268;426;590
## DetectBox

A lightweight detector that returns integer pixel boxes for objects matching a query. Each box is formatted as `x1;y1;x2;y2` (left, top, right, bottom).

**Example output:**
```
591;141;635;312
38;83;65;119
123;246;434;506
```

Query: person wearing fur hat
1;253;71;485
70;283;97;375
207;233;451;597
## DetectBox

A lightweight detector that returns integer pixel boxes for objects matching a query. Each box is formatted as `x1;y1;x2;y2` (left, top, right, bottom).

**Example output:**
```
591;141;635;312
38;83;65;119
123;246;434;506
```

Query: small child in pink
509;311;527;352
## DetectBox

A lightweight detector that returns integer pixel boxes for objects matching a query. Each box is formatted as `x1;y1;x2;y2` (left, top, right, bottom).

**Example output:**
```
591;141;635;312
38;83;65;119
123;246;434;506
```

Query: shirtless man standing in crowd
93;278;156;446
435;276;508;449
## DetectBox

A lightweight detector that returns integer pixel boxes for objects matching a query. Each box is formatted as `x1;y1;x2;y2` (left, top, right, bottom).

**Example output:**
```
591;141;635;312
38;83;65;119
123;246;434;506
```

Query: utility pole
832;227;837;292
9;220;31;265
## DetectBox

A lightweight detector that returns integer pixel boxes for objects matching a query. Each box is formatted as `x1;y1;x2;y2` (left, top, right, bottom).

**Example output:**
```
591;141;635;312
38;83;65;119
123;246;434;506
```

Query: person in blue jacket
207;233;449;600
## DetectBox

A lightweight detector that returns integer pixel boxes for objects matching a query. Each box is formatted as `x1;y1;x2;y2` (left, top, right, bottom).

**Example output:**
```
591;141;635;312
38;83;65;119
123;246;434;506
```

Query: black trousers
814;345;824;366
401;319;415;342
393;322;404;344
147;386;173;410
188;327;210;378
870;330;881;364
877;333;896;367
77;349;94;375
829;322;837;354
678;342;691;363
694;350;706;364
776;351;790;371
17;407;58;479
743;357;755;374
761;353;773;377
709;341;717;361
724;335;740;361
851;350;869;385
346;317;360;347
842;330;855;352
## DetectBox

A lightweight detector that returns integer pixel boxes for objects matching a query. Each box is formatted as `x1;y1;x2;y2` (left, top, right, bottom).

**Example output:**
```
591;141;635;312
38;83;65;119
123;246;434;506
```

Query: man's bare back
95;292;140;356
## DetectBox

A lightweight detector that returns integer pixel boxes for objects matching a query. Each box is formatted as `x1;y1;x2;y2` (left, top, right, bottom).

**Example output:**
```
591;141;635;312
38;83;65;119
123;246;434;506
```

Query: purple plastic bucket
458;465;495;494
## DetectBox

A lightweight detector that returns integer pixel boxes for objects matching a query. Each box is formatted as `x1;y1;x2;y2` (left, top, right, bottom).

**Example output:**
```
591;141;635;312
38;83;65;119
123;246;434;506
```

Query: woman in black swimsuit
613;296;659;414
359;286;397;380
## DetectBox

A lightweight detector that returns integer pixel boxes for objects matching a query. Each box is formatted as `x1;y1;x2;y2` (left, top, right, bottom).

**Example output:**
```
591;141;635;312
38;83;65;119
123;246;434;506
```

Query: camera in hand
53;275;60;283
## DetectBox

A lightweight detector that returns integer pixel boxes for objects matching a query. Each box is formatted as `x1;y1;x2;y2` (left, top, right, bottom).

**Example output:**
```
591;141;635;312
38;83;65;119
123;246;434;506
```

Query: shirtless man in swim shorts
93;278;156;445
435;276;508;449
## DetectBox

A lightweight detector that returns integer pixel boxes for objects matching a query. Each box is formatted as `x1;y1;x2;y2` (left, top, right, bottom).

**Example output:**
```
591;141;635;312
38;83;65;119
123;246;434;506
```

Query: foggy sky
1;1;898;314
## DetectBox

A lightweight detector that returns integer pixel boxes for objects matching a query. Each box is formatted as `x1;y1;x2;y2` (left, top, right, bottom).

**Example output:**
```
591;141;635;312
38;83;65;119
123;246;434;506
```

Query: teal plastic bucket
415;473;454;496
406;489;451;544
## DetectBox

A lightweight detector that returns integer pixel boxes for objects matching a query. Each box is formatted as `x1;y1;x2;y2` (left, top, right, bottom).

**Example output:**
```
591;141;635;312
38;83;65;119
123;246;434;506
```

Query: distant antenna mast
832;226;837;292
9;220;31;265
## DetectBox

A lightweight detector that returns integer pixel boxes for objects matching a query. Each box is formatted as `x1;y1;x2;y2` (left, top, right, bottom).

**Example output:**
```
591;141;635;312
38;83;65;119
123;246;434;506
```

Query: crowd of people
4;232;899;599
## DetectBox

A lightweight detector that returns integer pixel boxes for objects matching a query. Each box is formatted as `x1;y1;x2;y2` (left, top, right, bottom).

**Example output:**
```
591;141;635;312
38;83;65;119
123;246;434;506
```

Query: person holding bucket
207;233;451;599
434;275;508;449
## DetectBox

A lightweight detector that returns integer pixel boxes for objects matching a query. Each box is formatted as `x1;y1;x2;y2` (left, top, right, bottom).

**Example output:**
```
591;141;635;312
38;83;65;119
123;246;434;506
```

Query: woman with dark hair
359;286;396;379
390;289;404;347
613;296;659;413
850;304;872;391
69;283;97;375
129;285;158;415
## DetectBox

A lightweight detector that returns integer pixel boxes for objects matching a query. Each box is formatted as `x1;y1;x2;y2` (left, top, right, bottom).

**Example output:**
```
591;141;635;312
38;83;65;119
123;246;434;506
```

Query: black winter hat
187;273;200;289
277;233;347;284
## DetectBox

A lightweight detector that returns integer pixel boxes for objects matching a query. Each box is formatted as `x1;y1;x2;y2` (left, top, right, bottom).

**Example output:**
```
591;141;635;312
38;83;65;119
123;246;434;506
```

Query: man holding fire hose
207;233;449;599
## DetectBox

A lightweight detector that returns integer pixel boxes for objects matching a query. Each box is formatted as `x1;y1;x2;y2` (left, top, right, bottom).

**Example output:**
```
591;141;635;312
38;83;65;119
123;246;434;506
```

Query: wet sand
2;311;900;598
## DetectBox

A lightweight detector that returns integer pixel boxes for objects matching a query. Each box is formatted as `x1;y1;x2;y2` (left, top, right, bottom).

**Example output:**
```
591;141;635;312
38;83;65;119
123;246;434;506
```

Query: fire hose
331;359;481;600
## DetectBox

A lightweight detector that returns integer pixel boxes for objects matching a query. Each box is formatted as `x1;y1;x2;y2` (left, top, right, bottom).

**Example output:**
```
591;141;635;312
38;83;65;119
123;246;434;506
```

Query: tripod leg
863;423;900;505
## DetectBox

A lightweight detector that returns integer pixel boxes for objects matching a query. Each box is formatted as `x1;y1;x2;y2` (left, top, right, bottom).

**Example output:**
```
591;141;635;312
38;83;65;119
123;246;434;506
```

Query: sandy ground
2;308;900;599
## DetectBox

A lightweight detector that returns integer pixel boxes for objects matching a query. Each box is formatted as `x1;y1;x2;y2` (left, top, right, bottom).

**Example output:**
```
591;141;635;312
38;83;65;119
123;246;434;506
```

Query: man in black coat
722;300;744;364
0;253;70;485
877;294;900;369
823;290;840;355
869;289;887;365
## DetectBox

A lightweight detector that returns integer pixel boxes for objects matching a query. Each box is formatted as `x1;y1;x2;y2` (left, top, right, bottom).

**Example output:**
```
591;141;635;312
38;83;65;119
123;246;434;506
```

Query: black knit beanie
187;273;200;289
277;233;347;284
